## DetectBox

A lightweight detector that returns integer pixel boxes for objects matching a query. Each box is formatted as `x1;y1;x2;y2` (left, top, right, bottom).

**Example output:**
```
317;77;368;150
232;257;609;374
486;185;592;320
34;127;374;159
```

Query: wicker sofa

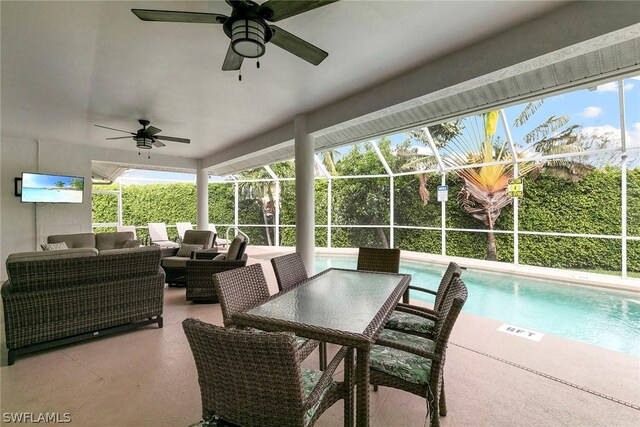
2;246;165;365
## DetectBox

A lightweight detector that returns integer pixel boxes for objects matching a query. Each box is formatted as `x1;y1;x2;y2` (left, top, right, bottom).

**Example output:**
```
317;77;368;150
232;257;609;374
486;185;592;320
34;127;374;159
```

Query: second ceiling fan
132;0;338;72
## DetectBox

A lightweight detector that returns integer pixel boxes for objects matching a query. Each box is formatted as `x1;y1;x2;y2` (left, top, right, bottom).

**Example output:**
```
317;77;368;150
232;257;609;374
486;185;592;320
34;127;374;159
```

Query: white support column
327;179;332;248
295;115;315;273
314;154;332;249
117;179;123;226
234;180;239;234
422;127;446;173
274;181;281;247
619;80;628;278
196;161;209;230
265;165;280;248
501;110;519;265
441;173;446;256
389;176;395;248
370;140;395;248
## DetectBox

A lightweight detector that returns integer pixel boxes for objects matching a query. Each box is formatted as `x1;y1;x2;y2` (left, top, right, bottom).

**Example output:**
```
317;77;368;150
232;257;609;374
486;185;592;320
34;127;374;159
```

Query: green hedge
91;166;638;273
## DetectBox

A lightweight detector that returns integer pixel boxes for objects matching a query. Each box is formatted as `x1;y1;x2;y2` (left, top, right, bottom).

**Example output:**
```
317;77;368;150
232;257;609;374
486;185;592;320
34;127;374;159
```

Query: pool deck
1;249;639;426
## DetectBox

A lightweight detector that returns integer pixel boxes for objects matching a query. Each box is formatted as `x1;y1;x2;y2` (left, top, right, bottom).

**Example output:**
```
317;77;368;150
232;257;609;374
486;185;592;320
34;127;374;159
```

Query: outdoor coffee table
231;268;411;427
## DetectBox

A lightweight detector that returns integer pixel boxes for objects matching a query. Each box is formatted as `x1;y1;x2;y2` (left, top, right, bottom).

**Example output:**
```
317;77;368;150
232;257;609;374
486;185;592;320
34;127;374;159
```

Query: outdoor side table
231;268;411;427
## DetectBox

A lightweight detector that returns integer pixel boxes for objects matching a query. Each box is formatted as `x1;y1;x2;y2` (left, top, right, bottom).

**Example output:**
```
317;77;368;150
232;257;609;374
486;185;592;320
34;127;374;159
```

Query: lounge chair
208;224;230;248
116;225;137;240
175;222;193;242
148;222;179;248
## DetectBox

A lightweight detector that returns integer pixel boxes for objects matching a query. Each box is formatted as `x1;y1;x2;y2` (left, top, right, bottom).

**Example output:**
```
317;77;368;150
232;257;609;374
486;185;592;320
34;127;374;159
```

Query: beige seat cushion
161;256;189;268
182;230;215;249
7;248;98;262
47;233;96;249
226;236;246;260
95;231;135;251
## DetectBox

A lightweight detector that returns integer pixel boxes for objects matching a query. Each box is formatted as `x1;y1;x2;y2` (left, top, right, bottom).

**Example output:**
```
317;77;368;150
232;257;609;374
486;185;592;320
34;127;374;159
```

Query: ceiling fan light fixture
135;136;153;149
231;19;266;58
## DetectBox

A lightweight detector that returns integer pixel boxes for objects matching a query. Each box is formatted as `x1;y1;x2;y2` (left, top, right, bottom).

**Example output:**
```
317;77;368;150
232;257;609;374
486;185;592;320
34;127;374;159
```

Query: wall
0;137;198;280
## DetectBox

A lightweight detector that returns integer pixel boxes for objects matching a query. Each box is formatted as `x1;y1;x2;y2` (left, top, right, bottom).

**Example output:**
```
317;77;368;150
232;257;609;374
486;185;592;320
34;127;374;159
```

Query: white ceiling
1;0;563;159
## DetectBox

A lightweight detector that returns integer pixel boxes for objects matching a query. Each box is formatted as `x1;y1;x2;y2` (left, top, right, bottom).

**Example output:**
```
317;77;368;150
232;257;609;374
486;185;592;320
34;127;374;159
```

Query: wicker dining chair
369;276;469;427
269;253;328;370
212;264;322;368
183;318;353;427
356;248;462;340
386;262;462;339
356;247;400;274
271;252;308;293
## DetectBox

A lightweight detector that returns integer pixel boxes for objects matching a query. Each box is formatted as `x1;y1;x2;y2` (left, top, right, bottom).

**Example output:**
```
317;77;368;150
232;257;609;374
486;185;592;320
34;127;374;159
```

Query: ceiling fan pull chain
238;70;242;82
257;59;260;69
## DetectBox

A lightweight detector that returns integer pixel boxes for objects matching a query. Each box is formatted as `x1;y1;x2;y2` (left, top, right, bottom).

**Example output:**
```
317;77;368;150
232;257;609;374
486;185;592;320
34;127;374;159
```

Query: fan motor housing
223;4;273;48
135;137;153;149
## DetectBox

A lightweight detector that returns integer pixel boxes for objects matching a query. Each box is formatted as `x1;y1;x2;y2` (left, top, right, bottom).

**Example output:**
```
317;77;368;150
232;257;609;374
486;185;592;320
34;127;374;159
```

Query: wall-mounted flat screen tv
21;172;84;204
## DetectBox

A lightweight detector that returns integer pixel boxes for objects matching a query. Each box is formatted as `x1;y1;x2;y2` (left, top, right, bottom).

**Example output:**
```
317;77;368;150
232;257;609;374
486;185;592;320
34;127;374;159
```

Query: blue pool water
314;255;640;356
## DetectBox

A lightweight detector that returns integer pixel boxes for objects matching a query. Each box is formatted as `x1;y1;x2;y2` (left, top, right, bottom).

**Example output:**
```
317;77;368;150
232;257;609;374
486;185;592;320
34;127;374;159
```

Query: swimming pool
313;255;640;356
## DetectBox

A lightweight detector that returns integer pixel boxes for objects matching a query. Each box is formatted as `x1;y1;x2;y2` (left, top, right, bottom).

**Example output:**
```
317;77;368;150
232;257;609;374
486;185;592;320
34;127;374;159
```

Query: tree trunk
485;210;497;261
259;202;273;246
486;229;497;261
376;227;389;248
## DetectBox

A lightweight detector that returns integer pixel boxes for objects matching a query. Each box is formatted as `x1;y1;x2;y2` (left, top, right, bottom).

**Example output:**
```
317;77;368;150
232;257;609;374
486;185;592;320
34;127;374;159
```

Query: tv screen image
21;172;84;204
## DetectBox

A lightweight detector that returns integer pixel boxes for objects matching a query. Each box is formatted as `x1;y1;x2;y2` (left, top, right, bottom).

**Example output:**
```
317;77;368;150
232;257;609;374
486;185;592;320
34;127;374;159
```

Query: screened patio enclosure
93;76;640;279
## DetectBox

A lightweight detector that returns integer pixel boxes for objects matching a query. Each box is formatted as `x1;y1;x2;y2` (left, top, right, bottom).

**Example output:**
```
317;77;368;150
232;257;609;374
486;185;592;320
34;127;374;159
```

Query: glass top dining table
231;268;411;427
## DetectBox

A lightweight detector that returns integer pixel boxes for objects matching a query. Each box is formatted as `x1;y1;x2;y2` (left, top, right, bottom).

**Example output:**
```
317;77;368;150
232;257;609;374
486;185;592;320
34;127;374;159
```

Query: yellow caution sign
508;178;524;198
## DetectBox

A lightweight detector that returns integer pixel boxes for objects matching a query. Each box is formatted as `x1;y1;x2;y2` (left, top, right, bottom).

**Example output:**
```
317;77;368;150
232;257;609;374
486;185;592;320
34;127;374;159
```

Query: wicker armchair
161;230;216;286
213;264;322;368
270;252;308;293
356;247;400;274
186;254;248;303
369;277;469;427
183;318;353;427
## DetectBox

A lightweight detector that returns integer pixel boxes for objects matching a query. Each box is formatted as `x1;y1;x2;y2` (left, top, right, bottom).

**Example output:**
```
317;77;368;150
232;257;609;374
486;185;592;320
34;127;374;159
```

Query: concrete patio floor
1;253;639;426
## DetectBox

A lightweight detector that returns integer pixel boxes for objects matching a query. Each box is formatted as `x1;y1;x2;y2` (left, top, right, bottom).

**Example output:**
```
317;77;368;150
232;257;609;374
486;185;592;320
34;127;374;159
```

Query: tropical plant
397;122;463;204
54;181;65;188
514;99;592;181
444;111;536;260
238;162;295;245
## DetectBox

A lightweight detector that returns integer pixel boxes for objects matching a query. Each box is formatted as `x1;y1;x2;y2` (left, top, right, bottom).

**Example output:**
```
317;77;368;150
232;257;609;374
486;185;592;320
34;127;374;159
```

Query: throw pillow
122;239;142;248
176;243;203;257
41;242;69;251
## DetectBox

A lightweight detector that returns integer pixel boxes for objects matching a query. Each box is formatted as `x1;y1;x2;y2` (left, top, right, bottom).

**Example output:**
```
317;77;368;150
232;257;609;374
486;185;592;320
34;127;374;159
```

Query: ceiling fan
131;0;338;74
95;119;190;157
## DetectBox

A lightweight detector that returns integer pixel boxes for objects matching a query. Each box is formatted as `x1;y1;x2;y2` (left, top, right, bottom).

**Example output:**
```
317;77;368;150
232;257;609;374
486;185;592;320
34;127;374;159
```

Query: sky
120;75;640;183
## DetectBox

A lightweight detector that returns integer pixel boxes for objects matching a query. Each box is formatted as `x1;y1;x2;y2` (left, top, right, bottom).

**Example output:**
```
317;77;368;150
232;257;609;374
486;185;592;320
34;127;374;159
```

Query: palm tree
238;162;294;246
444;112;536;260
398;122;463;204
514;99;592;181
54;181;65;188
